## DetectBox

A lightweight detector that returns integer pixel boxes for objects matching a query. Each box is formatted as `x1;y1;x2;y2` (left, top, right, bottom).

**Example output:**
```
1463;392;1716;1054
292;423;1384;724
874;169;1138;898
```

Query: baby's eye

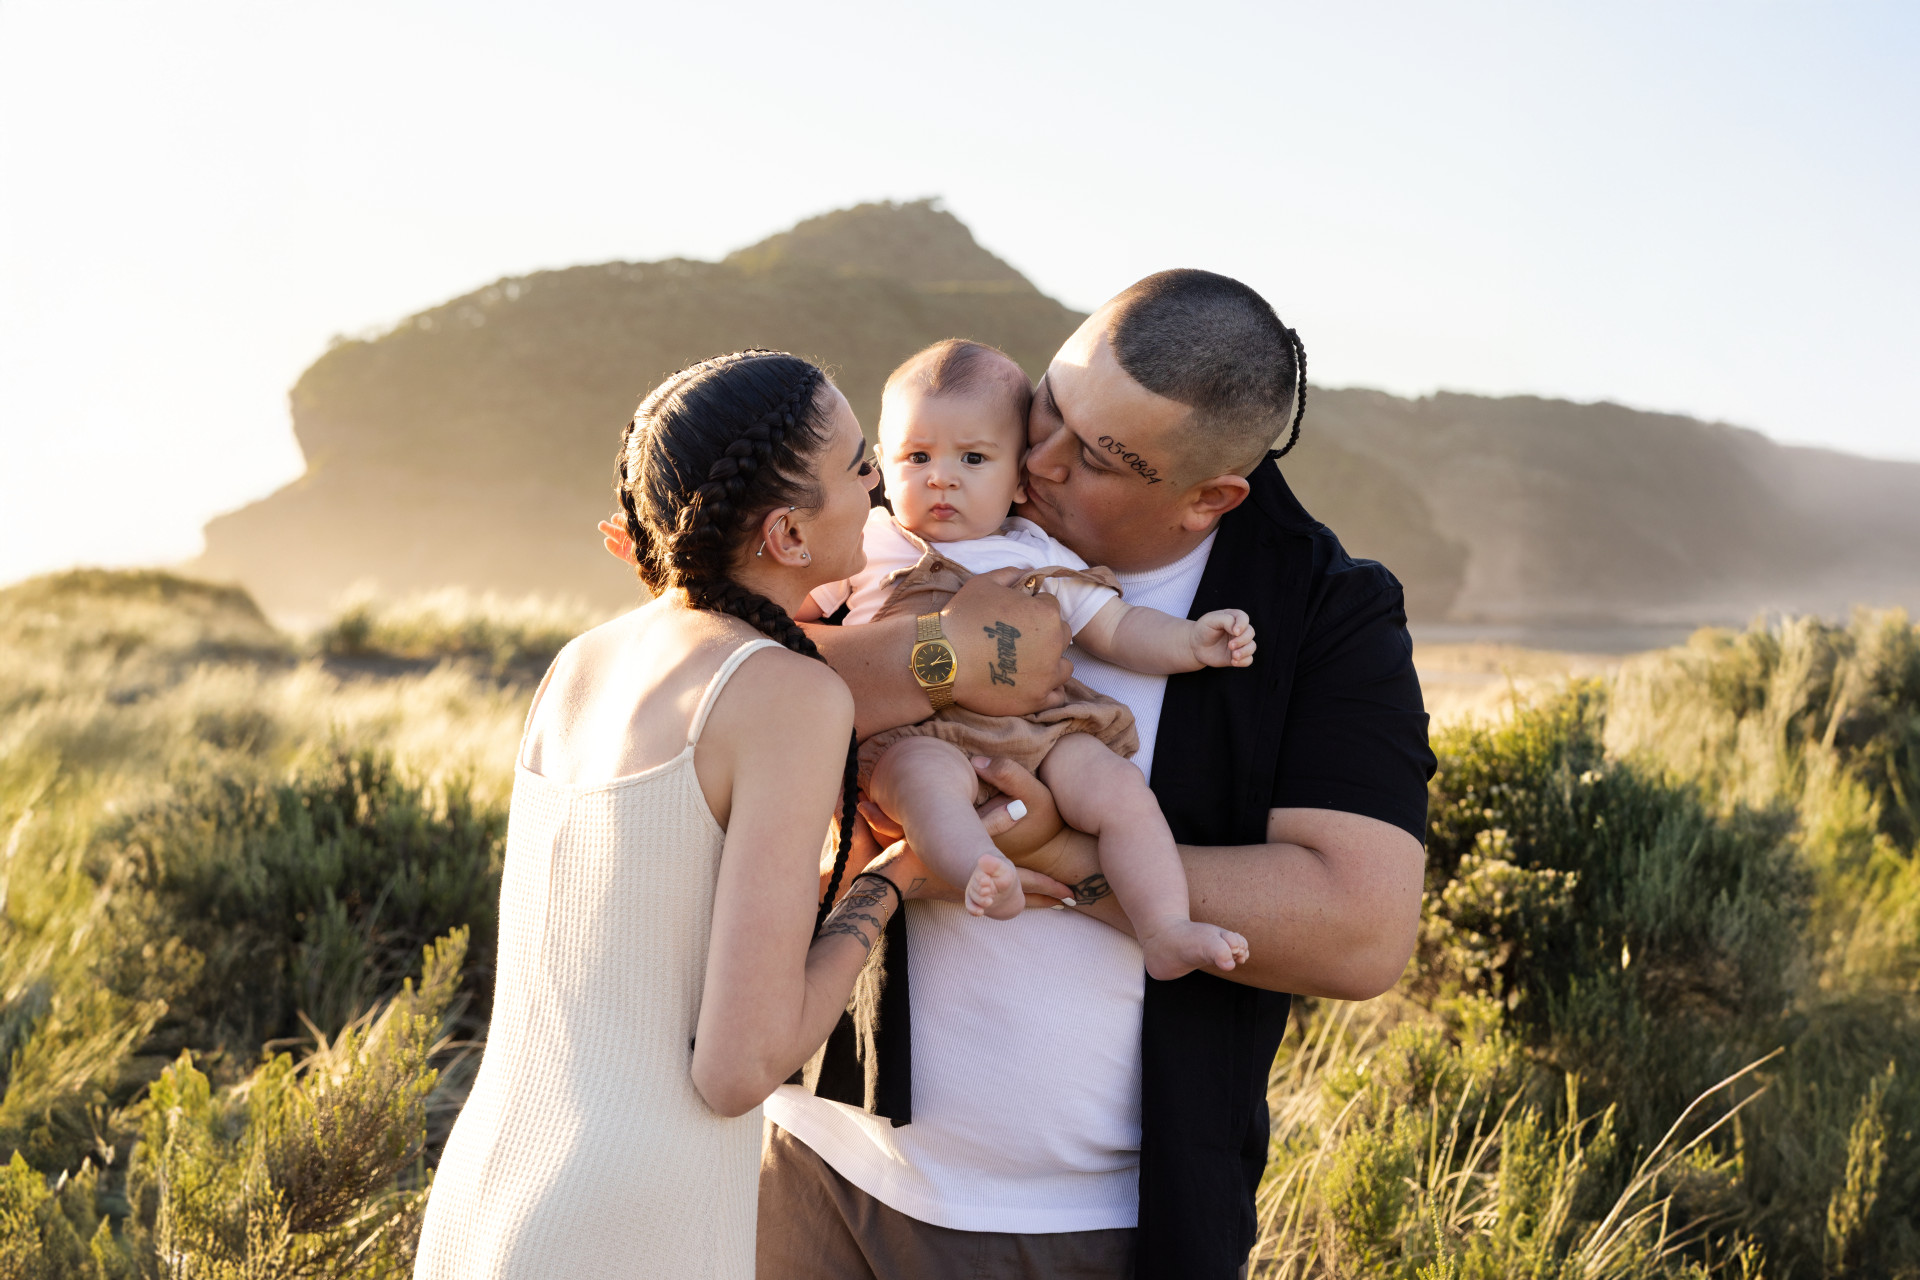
963;452;986;465
908;451;929;465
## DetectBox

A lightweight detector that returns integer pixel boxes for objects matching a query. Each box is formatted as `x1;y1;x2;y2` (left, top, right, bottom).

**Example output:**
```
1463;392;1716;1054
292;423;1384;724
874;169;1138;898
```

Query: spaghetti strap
687;639;785;748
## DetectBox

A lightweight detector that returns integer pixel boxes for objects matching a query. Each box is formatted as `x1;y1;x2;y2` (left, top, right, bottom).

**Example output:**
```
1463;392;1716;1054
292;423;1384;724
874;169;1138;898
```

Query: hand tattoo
817;881;891;952
983;620;1021;687
1069;873;1112;904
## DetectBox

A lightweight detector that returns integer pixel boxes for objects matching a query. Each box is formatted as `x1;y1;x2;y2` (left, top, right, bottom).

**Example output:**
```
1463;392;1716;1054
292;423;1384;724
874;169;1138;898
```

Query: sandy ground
1413;643;1631;727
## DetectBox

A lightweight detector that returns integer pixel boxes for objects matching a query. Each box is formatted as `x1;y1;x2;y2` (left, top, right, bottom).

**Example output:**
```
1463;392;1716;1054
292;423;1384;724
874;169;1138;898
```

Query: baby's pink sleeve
810;580;854;617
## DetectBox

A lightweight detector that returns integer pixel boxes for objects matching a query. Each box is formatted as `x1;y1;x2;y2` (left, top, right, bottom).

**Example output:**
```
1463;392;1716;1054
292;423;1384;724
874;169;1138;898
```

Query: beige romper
853;529;1140;792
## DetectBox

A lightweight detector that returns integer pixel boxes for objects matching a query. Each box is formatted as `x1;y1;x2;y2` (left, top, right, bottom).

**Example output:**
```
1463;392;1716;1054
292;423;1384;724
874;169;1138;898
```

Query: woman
414;351;1040;1278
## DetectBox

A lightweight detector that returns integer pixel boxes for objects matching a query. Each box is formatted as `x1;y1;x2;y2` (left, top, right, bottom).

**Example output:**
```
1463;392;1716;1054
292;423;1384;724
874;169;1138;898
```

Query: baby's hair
882;340;1032;436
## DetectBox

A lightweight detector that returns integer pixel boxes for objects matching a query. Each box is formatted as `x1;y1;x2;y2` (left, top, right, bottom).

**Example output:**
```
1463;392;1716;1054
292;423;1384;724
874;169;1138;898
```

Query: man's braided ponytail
617;350;861;934
1270;326;1307;460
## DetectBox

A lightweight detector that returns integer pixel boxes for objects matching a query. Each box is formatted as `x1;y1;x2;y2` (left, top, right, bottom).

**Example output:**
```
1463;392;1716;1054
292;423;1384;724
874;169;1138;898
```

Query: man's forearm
1183;836;1421;997
1053;815;1425;999
803;570;1078;738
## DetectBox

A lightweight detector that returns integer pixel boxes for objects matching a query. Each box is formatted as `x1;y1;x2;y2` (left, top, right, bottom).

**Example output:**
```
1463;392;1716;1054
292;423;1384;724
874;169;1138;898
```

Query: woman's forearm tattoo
817;879;892;952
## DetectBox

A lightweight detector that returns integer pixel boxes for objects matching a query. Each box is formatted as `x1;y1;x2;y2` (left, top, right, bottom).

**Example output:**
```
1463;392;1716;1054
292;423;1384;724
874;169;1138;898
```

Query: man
609;270;1433;1277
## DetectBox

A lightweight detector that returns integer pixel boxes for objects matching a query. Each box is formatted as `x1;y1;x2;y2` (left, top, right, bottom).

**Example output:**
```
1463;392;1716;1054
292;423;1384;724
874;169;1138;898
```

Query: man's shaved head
1104;269;1306;480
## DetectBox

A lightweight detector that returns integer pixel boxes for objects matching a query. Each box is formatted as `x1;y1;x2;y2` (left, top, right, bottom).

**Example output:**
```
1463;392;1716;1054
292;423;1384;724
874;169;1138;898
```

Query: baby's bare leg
1038;734;1250;979
867;736;1021;920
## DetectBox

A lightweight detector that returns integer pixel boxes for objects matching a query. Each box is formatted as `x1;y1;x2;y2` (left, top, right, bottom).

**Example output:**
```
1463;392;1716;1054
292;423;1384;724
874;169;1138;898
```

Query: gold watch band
916;612;956;711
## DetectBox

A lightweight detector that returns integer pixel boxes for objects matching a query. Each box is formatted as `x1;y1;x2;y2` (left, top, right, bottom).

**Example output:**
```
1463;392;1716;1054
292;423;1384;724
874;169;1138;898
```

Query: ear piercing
757;507;799;558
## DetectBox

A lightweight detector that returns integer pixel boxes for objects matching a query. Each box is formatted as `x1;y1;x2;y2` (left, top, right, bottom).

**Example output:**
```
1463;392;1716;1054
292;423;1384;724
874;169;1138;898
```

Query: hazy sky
2;1;1915;587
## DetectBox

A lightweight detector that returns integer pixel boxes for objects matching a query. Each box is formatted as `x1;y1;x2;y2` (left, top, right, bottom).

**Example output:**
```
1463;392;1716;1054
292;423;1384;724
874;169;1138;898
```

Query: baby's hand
1191;609;1256;668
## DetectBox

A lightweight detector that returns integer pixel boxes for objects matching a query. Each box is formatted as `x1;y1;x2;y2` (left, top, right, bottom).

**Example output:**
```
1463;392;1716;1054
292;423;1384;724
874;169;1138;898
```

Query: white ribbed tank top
415;638;783;1280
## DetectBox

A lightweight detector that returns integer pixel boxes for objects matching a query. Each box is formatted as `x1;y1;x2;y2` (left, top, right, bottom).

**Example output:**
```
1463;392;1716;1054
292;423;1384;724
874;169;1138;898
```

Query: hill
194;200;1920;624
197;201;1093;616
1288;390;1920;623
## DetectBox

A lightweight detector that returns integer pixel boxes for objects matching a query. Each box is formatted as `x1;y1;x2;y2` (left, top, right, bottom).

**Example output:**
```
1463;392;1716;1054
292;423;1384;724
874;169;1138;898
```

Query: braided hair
1269;326;1308;460
616;350;861;934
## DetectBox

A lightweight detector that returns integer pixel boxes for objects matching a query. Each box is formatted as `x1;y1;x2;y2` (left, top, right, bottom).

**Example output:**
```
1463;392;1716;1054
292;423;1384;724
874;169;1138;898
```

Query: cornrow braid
671;367;823;591
615;453;658;592
617;350;863;937
1271;327;1307;460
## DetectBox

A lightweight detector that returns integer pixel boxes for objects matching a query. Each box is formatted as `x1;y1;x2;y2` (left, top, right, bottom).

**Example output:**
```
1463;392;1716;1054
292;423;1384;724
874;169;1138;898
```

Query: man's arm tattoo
816;880;892;952
984;620;1021;687
1069;873;1112;904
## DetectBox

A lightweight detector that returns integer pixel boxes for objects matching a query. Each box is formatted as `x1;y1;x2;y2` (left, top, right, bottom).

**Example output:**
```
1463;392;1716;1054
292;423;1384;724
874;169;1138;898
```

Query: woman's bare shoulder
722;641;852;725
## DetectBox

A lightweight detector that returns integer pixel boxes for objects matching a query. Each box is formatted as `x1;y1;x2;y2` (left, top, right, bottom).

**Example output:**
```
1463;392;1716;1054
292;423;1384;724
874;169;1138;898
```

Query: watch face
912;641;955;686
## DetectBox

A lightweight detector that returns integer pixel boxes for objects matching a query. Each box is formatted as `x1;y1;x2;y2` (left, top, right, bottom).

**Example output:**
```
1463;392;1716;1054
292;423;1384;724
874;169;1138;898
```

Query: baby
802;339;1253;980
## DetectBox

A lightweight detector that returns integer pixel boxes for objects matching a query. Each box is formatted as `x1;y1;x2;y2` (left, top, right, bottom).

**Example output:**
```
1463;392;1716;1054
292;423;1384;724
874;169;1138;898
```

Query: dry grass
4;572;1915;1276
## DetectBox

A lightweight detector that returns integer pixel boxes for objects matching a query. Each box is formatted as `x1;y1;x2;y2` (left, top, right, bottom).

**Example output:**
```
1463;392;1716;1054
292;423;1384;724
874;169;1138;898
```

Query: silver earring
802;552;810;562
758;507;797;560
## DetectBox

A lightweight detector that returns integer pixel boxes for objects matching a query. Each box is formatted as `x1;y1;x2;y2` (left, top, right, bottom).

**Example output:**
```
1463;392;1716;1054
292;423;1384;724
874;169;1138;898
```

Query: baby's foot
965;853;1023;920
1141;921;1250;981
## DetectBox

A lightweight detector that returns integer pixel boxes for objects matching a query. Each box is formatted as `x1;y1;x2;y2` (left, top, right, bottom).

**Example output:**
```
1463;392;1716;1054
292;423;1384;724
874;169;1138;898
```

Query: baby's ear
1013;451;1030;505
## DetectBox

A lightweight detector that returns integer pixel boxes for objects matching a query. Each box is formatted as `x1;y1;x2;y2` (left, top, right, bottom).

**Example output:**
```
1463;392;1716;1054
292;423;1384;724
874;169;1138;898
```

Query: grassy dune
0;571;1913;1276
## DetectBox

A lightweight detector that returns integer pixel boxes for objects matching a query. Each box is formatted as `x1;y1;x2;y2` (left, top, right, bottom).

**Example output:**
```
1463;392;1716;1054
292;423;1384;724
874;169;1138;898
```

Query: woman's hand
968;758;1110;911
970;756;1065;859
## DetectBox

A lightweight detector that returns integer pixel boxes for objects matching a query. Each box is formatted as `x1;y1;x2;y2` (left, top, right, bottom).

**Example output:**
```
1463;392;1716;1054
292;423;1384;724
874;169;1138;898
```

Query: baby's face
879;387;1027;543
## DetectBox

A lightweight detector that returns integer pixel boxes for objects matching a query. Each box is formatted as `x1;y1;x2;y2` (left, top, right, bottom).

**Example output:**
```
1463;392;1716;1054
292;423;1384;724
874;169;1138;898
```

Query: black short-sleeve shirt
1266;545;1433;838
1136;459;1435;1278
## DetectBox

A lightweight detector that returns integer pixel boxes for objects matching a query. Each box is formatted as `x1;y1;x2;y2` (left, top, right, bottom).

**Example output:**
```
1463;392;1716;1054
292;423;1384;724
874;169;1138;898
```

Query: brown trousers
756;1124;1136;1279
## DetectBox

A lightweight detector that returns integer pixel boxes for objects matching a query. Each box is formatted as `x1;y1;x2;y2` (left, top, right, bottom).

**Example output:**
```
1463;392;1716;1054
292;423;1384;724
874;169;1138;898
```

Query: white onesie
811;508;1118;633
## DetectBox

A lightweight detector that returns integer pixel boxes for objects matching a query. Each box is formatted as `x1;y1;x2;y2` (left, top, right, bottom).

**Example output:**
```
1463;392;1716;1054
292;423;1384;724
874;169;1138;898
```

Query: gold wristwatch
910;611;958;711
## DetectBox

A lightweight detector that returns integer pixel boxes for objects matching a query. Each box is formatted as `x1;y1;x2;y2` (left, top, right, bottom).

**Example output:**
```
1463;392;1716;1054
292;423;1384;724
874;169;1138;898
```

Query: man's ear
1179;474;1252;534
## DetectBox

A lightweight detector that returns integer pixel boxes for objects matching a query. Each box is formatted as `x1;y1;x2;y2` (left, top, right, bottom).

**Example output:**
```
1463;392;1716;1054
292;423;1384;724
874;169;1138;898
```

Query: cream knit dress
415;638;783;1280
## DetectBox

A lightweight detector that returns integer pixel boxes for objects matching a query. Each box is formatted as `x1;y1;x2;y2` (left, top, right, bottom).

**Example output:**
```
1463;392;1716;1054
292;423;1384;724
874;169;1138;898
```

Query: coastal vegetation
0;569;1913;1275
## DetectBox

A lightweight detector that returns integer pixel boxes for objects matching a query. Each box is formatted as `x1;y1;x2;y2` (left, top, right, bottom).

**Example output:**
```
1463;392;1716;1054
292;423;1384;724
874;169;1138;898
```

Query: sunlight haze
1;0;1915;587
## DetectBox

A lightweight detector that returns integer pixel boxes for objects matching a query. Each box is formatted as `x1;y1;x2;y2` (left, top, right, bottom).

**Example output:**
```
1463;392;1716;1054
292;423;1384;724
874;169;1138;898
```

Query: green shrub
1419;686;1805;1146
126;931;463;1277
1601;611;1920;1275
110;750;504;1062
1608;610;1920;994
0;932;466;1276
